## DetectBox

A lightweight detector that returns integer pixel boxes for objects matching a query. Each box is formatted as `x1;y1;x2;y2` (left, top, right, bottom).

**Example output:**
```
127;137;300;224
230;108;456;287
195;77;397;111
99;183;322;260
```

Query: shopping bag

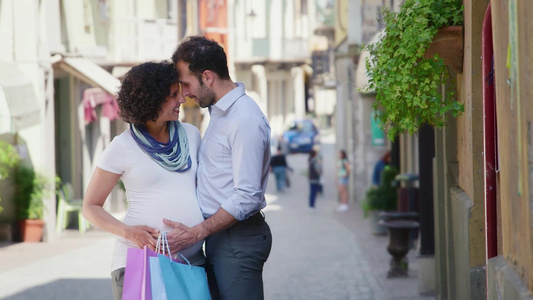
149;256;167;300
147;231;175;300
122;246;158;300
157;232;211;300
158;253;211;300
148;233;195;300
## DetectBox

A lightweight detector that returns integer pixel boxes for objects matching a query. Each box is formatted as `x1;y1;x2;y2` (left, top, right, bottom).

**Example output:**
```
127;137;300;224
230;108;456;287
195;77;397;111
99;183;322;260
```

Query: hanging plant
363;0;464;139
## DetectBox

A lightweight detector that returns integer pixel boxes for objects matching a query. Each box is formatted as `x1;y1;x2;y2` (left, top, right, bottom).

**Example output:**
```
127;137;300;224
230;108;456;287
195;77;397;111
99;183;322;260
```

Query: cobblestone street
262;136;433;300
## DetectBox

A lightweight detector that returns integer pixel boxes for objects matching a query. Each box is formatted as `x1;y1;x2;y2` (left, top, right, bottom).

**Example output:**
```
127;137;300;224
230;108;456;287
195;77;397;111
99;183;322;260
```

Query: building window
99;0;108;23
311;50;330;77
178;0;187;39
168;0;177;21
301;0;308;15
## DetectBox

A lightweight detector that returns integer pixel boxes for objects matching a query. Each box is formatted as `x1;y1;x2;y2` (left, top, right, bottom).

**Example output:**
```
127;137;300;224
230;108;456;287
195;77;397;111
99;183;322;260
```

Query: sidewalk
332;193;433;300
0;229;115;299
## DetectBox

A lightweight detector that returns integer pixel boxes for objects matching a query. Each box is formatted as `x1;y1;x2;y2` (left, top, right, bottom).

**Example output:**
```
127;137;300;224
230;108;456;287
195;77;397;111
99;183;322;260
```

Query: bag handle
155;232;192;268
155;232;170;256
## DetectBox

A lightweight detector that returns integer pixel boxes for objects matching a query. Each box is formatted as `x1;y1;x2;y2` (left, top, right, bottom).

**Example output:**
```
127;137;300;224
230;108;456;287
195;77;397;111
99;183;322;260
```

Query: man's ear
202;70;215;87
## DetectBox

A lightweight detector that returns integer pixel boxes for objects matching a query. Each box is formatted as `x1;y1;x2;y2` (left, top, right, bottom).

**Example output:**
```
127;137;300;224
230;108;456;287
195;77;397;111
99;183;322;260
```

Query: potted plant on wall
0;141;20;213
14;166;52;242
0;140;20;241
362;166;400;235
363;0;464;139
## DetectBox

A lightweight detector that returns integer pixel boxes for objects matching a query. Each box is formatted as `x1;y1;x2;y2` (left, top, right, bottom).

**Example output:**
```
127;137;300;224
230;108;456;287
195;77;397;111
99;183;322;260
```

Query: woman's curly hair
117;61;179;125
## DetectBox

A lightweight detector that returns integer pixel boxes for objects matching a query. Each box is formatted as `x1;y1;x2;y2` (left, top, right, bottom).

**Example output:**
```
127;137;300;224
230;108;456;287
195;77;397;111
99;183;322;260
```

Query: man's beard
198;96;215;108
197;83;216;108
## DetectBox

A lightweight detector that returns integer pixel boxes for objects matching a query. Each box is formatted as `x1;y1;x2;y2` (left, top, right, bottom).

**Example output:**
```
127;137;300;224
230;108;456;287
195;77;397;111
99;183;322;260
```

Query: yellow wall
492;0;533;289
522;0;533;288
456;0;488;268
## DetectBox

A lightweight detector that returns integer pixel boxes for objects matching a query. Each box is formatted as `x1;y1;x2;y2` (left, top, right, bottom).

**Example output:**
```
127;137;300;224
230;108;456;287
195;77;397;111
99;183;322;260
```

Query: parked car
282;119;320;153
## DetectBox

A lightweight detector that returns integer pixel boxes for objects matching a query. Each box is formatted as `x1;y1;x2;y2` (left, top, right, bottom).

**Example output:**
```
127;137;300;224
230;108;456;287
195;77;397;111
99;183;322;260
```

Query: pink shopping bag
122;246;159;300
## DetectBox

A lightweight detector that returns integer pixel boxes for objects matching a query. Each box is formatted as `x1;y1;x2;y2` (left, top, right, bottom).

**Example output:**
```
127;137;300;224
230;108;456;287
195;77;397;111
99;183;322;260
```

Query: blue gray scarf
130;121;191;172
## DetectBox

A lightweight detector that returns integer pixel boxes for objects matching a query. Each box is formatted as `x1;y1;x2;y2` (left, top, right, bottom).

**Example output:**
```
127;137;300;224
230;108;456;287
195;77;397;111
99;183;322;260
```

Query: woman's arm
82;167;159;250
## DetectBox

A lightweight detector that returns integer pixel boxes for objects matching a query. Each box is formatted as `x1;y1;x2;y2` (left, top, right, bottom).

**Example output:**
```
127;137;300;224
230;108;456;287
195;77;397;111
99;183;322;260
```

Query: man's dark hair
171;36;230;80
116;61;179;125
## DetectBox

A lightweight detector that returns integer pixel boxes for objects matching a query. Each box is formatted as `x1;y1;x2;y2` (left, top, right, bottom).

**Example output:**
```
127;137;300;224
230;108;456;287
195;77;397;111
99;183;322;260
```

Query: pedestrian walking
308;148;322;209
337;149;350;211
270;146;292;192
313;145;324;195
81;61;206;300
164;36;273;300
372;150;391;187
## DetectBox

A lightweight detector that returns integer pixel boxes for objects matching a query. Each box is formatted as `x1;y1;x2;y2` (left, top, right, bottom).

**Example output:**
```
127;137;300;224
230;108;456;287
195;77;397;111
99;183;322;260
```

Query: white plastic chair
56;183;89;233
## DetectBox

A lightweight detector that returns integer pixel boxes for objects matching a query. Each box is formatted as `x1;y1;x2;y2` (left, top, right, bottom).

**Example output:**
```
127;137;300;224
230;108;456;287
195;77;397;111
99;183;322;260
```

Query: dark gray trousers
205;212;272;300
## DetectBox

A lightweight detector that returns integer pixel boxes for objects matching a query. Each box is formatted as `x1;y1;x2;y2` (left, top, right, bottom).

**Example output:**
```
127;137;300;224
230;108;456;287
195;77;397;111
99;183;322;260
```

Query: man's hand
125;225;159;251
162;209;238;253
162;219;204;253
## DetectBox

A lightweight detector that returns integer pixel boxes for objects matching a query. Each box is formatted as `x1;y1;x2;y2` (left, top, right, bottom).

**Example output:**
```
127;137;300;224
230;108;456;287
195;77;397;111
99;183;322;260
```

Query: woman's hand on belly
125;225;160;251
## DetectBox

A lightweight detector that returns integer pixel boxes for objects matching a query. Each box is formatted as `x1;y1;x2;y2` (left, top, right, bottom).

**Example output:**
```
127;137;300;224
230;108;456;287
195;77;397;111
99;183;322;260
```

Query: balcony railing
236;37;309;63
280;38;309;61
113;18;178;63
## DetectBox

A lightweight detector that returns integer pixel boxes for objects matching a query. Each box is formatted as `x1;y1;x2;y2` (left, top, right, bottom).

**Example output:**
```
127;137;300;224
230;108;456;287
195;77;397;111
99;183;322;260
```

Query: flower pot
424;25;464;73
379;220;420;278
18;219;45;242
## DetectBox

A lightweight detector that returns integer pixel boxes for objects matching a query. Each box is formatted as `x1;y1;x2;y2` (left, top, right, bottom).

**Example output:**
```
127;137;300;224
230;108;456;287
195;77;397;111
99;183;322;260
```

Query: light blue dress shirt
197;82;271;221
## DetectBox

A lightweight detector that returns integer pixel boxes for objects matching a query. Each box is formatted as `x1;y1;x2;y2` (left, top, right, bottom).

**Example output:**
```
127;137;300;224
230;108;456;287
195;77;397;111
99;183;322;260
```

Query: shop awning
355;30;385;94
55;56;120;95
0;63;41;130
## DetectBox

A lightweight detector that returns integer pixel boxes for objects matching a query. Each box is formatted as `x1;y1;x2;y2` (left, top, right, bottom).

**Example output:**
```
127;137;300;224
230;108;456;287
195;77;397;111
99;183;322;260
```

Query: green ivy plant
363;0;464;139
0;140;20;214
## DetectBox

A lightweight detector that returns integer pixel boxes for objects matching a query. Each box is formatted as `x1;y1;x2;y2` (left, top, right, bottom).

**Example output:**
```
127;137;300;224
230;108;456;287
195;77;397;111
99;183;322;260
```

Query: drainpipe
482;0;497;270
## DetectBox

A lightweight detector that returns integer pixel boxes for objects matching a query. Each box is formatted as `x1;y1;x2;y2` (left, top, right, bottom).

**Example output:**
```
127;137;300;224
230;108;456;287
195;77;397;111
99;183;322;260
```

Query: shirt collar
212;82;245;112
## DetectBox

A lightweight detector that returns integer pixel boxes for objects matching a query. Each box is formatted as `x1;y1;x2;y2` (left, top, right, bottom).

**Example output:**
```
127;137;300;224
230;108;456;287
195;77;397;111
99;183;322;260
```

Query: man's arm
163;208;237;253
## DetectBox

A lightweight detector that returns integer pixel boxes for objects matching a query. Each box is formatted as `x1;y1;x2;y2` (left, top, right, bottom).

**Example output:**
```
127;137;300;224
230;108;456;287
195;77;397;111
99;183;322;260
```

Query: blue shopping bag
156;232;211;300
158;253;211;300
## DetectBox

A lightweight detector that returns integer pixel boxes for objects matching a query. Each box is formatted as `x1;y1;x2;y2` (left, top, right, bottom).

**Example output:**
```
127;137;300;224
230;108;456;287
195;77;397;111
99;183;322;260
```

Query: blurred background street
0;133;431;300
